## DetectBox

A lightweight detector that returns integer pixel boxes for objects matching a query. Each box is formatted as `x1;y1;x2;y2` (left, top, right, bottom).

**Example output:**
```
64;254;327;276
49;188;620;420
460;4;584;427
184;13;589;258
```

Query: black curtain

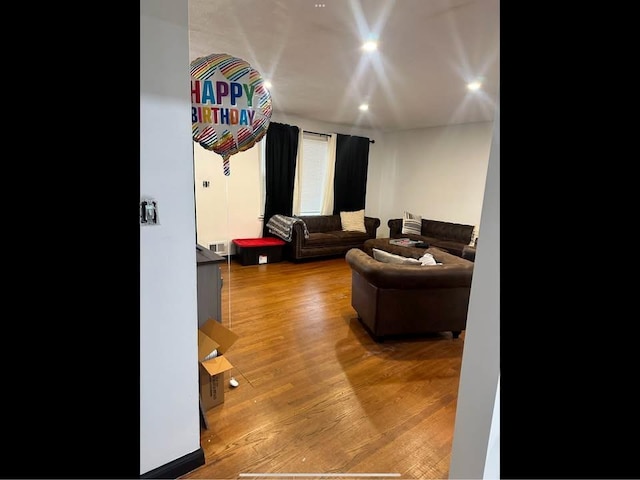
262;122;299;237
332;134;370;214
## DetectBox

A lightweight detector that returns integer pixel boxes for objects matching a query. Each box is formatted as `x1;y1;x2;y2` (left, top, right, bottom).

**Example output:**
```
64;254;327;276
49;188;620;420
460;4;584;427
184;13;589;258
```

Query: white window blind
259;139;266;218
260;131;331;217
298;133;329;216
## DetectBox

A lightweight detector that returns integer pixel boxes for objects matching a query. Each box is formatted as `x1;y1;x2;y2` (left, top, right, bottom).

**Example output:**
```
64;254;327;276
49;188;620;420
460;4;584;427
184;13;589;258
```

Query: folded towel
266;214;309;242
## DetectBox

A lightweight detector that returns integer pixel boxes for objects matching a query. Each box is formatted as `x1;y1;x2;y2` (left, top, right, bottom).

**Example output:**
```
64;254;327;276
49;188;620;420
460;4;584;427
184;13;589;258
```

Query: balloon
190;53;272;175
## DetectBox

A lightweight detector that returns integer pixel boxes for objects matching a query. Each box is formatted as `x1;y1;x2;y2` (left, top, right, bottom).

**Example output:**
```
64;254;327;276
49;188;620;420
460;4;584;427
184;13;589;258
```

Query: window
259;130;331;217
298;132;329;215
259;139;266;218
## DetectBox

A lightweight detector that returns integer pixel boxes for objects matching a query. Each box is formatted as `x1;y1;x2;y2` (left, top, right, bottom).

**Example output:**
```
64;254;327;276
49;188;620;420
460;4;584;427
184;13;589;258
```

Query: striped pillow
402;211;422;235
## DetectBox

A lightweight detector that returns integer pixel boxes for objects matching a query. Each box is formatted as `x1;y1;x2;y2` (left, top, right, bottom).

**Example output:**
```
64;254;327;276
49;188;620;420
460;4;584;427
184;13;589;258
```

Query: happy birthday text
191;79;258;126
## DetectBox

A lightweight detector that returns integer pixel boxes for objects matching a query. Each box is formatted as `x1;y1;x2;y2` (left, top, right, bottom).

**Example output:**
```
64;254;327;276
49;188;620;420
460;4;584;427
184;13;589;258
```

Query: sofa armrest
387;218;403;237
365;216;381;238
288;221;309;258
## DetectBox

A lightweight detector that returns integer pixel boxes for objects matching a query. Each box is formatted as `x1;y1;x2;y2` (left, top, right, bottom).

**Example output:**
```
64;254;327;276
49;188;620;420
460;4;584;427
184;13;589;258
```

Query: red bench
232;237;286;266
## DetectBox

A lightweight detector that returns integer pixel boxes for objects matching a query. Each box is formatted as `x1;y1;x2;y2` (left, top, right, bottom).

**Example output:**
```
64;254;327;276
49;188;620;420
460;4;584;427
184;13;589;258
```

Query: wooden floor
181;255;466;480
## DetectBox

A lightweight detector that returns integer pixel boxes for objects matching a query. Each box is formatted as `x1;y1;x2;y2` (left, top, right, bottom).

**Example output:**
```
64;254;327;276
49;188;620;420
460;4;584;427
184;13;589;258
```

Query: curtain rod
304;130;375;144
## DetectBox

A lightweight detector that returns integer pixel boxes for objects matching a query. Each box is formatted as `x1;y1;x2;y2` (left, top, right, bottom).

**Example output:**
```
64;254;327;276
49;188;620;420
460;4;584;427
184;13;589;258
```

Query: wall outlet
140;197;160;226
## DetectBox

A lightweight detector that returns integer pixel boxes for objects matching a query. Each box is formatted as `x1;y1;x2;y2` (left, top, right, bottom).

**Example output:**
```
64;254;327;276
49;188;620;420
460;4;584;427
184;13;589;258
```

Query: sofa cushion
300;215;343;233
304;232;344;247
423;220;474;244
372;248;422;265
402;211;422;235
305;231;370;247
428;239;467;257
340;209;367;233
330;230;371;241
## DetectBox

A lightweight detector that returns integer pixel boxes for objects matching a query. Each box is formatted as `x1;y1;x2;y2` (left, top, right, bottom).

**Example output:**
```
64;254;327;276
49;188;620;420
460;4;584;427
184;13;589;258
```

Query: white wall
140;0;201;475
194;143;263;251
194;117;493;247
380;122;493;236
483;374;500;479
193;112;385;250
448;95;500;479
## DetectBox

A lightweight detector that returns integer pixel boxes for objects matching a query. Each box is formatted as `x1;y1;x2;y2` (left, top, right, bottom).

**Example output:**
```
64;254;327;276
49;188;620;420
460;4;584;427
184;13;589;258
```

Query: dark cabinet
196;244;224;326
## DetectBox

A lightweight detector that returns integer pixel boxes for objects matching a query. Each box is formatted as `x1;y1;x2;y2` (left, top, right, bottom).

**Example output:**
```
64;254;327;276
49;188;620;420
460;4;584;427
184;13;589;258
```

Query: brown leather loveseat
345;241;474;341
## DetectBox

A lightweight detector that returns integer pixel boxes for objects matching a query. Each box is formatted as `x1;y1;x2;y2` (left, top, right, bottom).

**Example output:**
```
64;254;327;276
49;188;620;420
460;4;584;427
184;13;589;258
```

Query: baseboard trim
140;447;205;479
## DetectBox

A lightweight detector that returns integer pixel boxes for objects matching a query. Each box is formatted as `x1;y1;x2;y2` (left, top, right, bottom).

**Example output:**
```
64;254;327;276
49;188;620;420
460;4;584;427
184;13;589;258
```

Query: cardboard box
198;319;239;410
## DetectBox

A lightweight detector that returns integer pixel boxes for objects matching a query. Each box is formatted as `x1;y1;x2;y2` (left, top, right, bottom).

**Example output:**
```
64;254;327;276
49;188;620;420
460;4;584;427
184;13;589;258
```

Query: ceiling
188;0;500;133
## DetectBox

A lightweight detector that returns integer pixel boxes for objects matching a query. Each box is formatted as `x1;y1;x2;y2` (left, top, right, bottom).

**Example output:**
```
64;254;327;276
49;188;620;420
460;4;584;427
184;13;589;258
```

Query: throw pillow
402;211;422;235
469;226;478;246
372;248;422;265
340;209;367;233
418;252;437;266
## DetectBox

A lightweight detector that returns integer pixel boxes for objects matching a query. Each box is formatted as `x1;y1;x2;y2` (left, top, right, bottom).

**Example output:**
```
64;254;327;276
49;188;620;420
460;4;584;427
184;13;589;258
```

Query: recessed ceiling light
264;80;272;89
362;41;378;52
359;104;369;111
467;81;482;91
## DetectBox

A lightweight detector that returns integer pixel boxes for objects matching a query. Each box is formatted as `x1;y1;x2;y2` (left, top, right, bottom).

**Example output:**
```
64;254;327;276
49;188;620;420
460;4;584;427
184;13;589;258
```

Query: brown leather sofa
285;214;381;261
345;240;474;341
387;218;474;258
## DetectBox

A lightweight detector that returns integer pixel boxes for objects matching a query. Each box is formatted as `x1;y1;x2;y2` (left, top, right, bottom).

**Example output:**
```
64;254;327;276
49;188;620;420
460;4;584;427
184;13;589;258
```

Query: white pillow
418;252;437;266
469;226;479;246
402;211;422;235
372;248;422;265
340;209;367;233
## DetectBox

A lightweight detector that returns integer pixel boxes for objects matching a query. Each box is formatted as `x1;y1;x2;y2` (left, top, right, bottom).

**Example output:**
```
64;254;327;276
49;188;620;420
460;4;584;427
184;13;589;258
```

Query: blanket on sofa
266;214;310;242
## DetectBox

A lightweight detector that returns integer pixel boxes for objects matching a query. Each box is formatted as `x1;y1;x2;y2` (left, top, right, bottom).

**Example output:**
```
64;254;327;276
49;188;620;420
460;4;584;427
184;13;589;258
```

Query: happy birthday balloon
190;53;272;175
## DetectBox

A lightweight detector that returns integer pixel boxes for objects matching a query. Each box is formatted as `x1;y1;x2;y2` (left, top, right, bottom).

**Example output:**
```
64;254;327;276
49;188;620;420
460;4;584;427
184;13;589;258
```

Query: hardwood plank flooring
181;255;466;480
